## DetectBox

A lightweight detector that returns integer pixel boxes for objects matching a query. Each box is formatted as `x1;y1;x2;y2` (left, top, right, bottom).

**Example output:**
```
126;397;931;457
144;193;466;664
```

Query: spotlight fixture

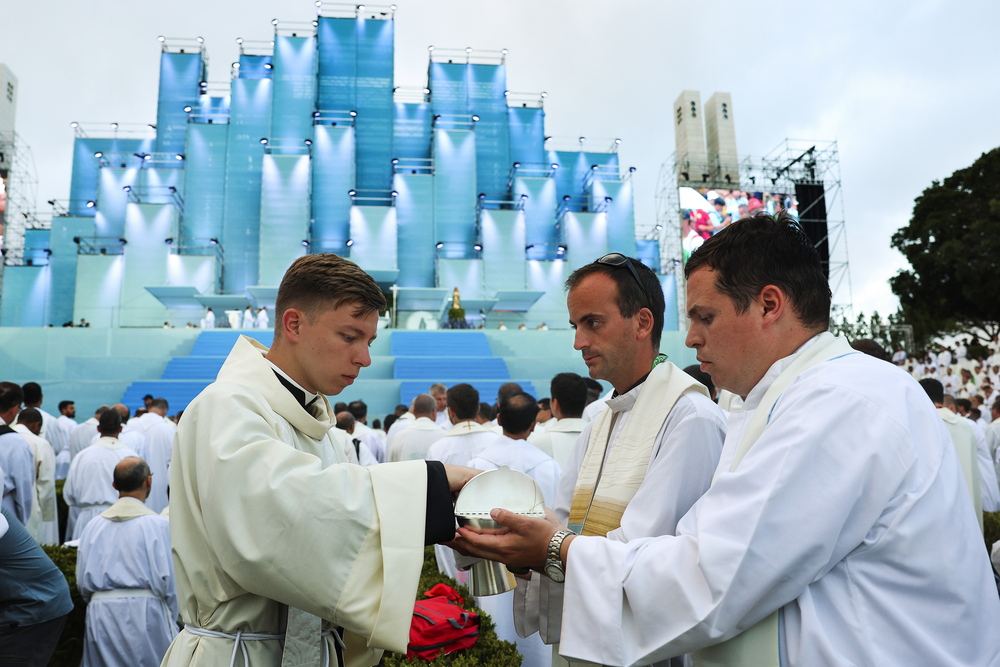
148;123;157;130
94;151;103;158
465;47;472;53
390;190;398;197
471;114;480;122
550;163;559;170
349;110;357;117
133;151;147;158
196;36;204;43
301;239;310;247
520;193;528;200
604;196;613;202
478;193;486;199
578;136;586;144
473;243;482;251
357;4;365;11
654;224;663;231
122;185;132;192
168;186;177;193
70;121;79;128
390;4;397;10
591;164;598;171
629;166;636;173
540;91;548;98
236;37;244;44
346;239;355;247
164;237;174;245
435;242;444;249
233;62;240;69
512;162;520;168
423;87;430;94
348;189;357;197
47;199;56;206
557;245;567;253
501;49;508;55
562;195;571;202
264;63;273;69
525;244;535;250
260;138;268;145
73;237;81;244
209;238;219;245
304;139;312;146
183;106;193;112
111;122;119;129
312;20;318;27
85;201;96;208
271;18;279;25
158;35;165;42
391;157;399;164
614;138;622;145
175;154;185;161
119;238;128;246
428;46;435;52
504;90;510;97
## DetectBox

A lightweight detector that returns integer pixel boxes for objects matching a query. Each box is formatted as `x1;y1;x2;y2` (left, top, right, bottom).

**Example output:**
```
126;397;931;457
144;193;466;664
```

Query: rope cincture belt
90;588;159;600
183;626;286;667
183;625;347;667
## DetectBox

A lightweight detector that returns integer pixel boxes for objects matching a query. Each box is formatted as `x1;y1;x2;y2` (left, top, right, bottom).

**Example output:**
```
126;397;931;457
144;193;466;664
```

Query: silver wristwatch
544;529;574;583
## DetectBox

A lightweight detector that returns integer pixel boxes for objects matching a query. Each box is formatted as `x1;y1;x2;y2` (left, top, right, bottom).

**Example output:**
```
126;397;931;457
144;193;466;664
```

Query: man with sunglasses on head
505;252;727;667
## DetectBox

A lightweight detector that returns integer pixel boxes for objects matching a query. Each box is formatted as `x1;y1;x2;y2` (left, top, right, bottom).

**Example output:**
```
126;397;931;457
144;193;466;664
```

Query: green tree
890;147;1000;348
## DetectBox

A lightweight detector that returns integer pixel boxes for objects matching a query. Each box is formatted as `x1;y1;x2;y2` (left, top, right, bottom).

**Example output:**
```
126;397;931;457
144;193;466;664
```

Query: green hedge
42;545;84;667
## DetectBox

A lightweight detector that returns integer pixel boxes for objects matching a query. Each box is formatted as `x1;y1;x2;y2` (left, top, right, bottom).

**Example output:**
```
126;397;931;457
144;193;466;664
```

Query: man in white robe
456;212;1000;666
10;409;58;545
0;382;35;525
528;373;589;469
127;398;175;441
391;394;446;461
430;383;453;429
162;253;478;667
255;305;270;329
77;456;177;666
54;400;78;479
67;406;109;461
242;306;255;328
335;412;380;467
20;383;65;463
466;393;561;667
202;307;215;329
63;410;138;540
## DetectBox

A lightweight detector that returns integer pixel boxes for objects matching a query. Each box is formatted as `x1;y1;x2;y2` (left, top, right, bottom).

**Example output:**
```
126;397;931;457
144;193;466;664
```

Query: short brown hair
274;254;387;337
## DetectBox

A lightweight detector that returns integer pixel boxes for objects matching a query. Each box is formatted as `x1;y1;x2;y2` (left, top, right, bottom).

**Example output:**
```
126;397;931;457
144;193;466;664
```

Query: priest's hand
451;507;567;569
443;464;482;495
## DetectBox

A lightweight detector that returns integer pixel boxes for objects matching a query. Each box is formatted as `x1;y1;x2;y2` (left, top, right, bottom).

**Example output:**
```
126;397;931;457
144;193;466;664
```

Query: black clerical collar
612;372;650;399
272;371;318;409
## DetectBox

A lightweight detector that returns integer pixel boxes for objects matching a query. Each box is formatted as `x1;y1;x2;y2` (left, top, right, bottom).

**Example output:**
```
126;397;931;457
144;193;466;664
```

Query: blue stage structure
0;4;660;331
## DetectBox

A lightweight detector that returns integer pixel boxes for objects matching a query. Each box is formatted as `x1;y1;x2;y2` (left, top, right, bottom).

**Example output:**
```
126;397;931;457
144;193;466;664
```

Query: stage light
501;49;508;55
143;154;151;160
119;238;128;246
604;196;613;202
73;237;81;244
315;1;321;6
233;62;240;69
175;154;185;161
86;201;95;208
94;152;103;158
390;4;397;10
504;90;509;97
391;158;399;164
390;190;398;197
423;88;430;94
436;242;444;249
614;138;622;145
183;106;192;112
157;35;165;42
591;165;598;171
525;244;535;250
123;185;131;192
465;47;472;53
148;123;157;130
478;193;486;199
260;138;268;145
196;36;204;43
655;224;663;231
302;240;310;247
236;37;244;44
578;136;585;144
313;21;318;27
349;110;357;117
168;186;177;193
557;245;567;253
357;4;365;11
562;195;571;201
540;91;548;98
428;46;435;52
512;162;520;168
346;239;354;247
209;238;218;245
471;114;479;122
304;139;312;146
629;166;636;173
544;136;552;142
348;189;356;196
70;121;78;128
473;243;482;251
164;237;174;245
520;194;529;200
271;18;279;25
111;122;119;129
551;163;559;170
47;199;56;206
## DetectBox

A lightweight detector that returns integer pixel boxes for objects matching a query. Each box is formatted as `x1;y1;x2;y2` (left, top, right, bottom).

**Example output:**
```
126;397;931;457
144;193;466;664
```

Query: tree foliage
829;311;911;354
890;147;1000;347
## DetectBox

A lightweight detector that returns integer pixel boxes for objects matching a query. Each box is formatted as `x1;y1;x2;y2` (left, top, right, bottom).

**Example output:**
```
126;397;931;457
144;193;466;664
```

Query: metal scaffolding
0;131;46;304
652;139;852;329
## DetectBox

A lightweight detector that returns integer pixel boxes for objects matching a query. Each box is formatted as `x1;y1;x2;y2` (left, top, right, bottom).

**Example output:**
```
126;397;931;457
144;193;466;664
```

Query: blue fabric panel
549;150;619;201
258;155;310;286
436;259;483;298
660;274;679;331
155;52;204;155
121;202;174;327
564;212;608;270
468;65;509;195
22;230;50;267
317;17;356;110
508;107;545;167
394;173;435;287
393;103;431;161
354;19;394;192
636;239;660;270
433;130;477;246
480;209;526;291
0;266;50;326
512;177;558;251
349;206;396;271
182;123;229;242
429;62;467;115
46;216;95;326
270;36;316;149
69;138;151;216
596;180;636;257
95;167;137;239
222;77;272;293
311;125;355;250
194;94;231;125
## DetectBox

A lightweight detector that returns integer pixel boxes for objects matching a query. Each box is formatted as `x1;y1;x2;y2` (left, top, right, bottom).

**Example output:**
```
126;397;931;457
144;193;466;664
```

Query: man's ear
282;308;305;343
635;307;655;341
758;285;787;327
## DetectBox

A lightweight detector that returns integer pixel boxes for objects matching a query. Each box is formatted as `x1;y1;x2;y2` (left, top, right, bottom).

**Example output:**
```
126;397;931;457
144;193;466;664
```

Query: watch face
545;562;565;583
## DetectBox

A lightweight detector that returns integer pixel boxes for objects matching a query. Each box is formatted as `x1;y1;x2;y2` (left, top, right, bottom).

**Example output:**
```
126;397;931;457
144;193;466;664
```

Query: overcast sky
3;0;998;319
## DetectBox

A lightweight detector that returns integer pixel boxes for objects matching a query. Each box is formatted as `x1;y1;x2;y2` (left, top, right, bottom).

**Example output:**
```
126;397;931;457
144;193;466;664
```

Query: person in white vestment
456;212;1000;666
63;410;138;541
128;398;176;441
240;305;254;329
202;307;215;329
0;382;35;525
951;398;1000;511
255;305;270;329
54;400;78;479
68;406;110;461
391;394;446;461
528;373;589;469
426;383;499;579
77;457;178;666
335;412;379;466
385;408;415;452
532;398;553;435
10;409;58;545
162;253;479;667
20;383;66;466
431;383;453;429
466;393;561;667
347;401;386;462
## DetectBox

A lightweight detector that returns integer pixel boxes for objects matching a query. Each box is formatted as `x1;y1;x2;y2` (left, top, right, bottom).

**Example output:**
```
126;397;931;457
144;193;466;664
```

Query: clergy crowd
2;211;1000;665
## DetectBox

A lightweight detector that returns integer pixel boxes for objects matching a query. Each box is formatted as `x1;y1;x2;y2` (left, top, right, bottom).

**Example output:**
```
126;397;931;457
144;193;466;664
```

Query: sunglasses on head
596;253;645;295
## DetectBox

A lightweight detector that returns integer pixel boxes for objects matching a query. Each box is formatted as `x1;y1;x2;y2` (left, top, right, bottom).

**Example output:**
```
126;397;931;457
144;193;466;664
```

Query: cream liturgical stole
568;360;708;537
694;333;856;667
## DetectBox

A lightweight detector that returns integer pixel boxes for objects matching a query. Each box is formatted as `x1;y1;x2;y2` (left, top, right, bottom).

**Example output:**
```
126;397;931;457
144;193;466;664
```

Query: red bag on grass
406;583;480;660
